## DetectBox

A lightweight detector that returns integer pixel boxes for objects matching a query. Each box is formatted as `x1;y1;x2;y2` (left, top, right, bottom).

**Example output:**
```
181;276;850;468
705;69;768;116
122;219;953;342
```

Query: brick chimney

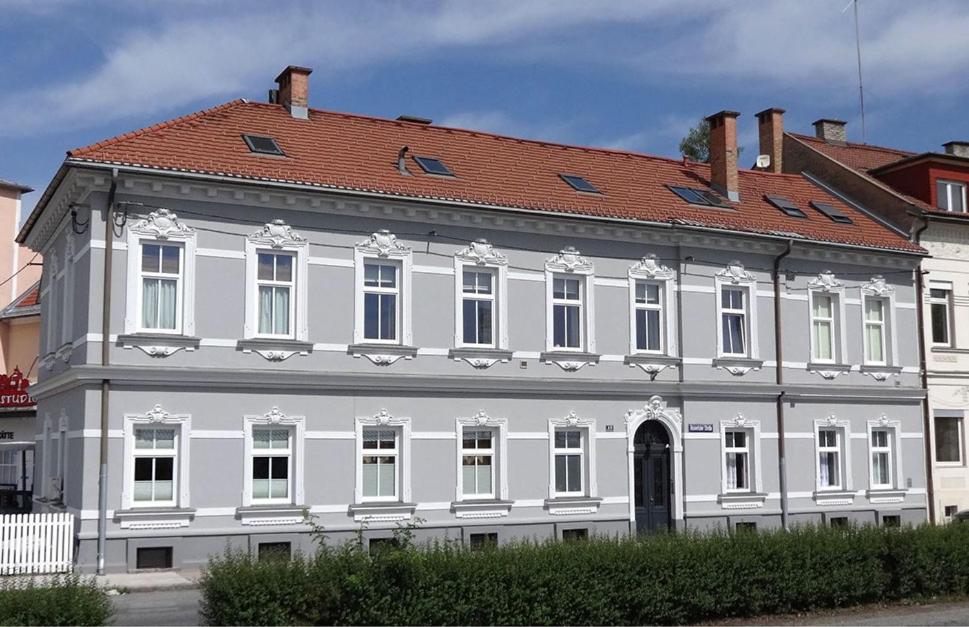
943;141;969;158
813;118;847;144
274;66;312;119
706;110;741;202
756;108;785;174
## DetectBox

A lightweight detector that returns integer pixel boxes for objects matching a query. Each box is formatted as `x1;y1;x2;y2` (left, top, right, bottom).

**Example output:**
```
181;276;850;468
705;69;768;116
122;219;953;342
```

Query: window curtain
258;286;273;334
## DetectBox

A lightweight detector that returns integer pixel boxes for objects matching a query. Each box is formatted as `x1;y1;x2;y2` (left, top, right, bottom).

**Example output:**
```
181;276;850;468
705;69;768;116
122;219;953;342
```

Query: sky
2;0;968;215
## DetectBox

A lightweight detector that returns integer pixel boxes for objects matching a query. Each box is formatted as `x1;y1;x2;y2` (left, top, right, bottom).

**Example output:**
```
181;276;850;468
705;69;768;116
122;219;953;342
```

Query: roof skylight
560;174;601;193
413;156;454;176
668;185;729;208
811;201;854;224
242;134;284;156
764;195;807;218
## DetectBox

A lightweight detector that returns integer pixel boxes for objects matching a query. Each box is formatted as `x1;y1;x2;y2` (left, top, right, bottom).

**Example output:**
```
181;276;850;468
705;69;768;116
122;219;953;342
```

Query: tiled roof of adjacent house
62;100;921;254
0;281;40;320
788;133;915;172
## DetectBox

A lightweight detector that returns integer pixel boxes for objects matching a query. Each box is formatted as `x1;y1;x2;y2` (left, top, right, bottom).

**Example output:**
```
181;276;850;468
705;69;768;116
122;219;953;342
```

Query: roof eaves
0;179;33;194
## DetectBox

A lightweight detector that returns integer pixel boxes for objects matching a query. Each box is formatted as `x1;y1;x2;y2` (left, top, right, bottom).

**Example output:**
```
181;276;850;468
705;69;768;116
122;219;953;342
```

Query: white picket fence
0;513;74;575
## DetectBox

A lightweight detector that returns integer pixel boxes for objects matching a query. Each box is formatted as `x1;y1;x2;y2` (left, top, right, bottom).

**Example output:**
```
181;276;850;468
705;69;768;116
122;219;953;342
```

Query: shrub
0;575;112;626
200;522;969;625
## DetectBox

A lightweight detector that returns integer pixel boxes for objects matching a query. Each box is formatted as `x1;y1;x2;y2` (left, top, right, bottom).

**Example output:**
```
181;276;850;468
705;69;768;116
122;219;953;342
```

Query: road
111;589;202;626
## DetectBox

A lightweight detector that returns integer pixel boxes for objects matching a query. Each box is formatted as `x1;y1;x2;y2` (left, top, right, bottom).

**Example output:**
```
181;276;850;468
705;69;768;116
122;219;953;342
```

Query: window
937;179;966;213
256;252;294;337
132;428;176;505
362;428;398;500
242;134;284;156
818;428;842;489
930;286;952;346
863;297;888;364
363;263;399;342
368;537;401;555
882;515;901;528
870;429;893;488
251;428;291;502
552;276;583;350
136;546;173;570
936;416;963;463
258;542;291;562
764;195;807;218
634;281;663;352
140;243;183;332
553;429;583;496
462;270;495;346
810;292;836;362
720;287;748;356
829;516;849;528
945;505;959;519
468;532;498;550
668;185;729;207
562;528;589;541
735;522;757;533
810;200;853;224
724;431;750;491
413;156;454;176
461;428;495;498
560;174;600;193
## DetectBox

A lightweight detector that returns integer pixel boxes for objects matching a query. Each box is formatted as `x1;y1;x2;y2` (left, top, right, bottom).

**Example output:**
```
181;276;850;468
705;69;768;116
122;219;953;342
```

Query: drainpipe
912;215;935;522
96;169;118;575
774;240;794;530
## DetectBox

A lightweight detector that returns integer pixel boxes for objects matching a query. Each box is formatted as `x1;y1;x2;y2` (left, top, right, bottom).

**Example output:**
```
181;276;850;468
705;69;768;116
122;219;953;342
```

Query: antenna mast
853;0;866;142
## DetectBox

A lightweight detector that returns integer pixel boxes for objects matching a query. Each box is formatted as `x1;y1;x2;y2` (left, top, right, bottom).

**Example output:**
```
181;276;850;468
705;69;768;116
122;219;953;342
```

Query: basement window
559;174;601;194
765;195;807;218
242;134;285;156
413;156;454;176
811;201;853;224
668;185;729;208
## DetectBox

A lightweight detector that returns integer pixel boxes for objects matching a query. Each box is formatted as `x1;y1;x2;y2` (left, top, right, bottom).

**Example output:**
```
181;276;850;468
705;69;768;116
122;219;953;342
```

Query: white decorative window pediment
629;254;674;281
130;208;195;240
861;275;894;296
545;246;594;274
248;219;307;249
716;260;755;285
808;270;843;293
455;239;508;266
356;229;411;258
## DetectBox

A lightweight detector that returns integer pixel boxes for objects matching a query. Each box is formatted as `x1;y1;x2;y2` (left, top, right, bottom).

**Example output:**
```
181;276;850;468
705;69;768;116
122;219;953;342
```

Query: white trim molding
718;413;765;509
860;275;900;378
353;409;413;519
714;260;761;375
452;411;511;519
866;415;906;503
625;395;683;522
452;239;510;367
543;247;597;370
813;415;854;506
806;271;849;379
244;220;309;346
627;254;678;375
546;411;599;514
241;407;306;513
352;230;414;363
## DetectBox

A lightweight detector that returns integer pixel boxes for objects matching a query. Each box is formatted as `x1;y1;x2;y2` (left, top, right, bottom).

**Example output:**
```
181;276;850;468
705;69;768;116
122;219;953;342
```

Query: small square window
945;505;959;518
258;542;292;562
562;528;588;542
413;156;454;176
829;516;849;528
882;515;901;528
735;521;757;533
468;532;498;551
368;537;401;555
136;546;173;570
242;134;284;156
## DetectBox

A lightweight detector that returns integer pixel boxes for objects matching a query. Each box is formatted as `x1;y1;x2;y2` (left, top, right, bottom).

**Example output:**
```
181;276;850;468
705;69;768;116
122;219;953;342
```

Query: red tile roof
0;282;40;320
65;100;921;254
788;133;914;172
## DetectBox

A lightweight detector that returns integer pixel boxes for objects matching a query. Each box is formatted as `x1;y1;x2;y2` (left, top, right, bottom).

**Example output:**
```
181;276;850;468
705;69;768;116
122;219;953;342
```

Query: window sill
540;351;600;372
448;347;513;369
624;354;681;376
348;501;417;522
812;490;856;506
451;499;514;519
236;504;307;526
237;338;312;362
717;492;767;509
118;333;200;358
544;496;602;515
866;488;907;504
932;346;969;354
115;507;196;530
712;357;764;376
860;365;902;381
348;343;418;366
807;363;852;380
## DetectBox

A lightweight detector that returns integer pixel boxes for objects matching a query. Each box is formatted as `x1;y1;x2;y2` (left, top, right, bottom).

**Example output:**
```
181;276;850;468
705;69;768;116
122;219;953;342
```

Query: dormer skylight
668;185;729;208
811;201;853;224
413;156;454;176
242;134;284;156
559;174;600;193
764;195;807;218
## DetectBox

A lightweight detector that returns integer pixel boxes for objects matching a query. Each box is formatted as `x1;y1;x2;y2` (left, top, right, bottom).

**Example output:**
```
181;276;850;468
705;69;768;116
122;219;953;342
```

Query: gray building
21;67;928;573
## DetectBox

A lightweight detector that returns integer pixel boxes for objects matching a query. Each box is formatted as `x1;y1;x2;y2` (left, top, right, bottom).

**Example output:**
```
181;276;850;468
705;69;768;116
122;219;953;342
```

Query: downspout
774;240;794;530
912;215;935;522
96;169;118;575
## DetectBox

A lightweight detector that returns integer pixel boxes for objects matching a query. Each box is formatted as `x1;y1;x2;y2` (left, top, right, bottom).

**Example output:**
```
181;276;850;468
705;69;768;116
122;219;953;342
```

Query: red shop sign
0;367;34;408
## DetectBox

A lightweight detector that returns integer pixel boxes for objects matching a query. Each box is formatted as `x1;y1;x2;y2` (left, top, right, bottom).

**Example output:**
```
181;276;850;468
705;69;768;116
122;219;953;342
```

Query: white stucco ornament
716;260;755;284
861;275;894;296
808;270;843;292
629;254;674;280
145;404;171;423
455;239;508;266
472;410;491;426
357;229;411;257
373;408;393;425
131;208;194;240
249;219;305;249
545;246;593;273
264;407;287;424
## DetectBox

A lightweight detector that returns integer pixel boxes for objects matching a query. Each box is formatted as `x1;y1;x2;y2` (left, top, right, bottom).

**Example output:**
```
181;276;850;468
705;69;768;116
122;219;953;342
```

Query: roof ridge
68;99;248;157
787;132;915;156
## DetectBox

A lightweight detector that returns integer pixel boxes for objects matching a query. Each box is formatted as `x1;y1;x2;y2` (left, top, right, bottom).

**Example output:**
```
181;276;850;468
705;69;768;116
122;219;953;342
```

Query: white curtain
258;286;273;334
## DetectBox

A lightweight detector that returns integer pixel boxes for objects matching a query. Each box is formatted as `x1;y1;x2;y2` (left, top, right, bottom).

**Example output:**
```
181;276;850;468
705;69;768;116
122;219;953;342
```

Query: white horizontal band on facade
197;248;245;260
686;488;928;504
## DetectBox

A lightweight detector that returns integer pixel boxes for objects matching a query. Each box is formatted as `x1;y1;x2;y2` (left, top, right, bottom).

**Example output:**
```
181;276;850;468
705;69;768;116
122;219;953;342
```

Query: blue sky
2;0;968;214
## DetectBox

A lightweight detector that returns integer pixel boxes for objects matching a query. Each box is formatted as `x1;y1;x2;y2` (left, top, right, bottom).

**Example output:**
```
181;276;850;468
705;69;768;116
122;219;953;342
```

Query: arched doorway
633;420;672;533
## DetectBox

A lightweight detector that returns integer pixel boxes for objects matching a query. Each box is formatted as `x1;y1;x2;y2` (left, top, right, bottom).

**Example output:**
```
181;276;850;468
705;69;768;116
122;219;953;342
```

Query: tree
679;118;710;163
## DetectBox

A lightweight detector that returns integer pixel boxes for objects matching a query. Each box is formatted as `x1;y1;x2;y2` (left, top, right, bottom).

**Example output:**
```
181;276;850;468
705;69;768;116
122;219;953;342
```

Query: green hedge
0;575;112;626
200;523;969;625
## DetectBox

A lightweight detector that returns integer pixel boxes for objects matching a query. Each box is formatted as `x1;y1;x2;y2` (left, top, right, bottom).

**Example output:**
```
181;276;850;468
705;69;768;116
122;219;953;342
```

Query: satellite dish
756;154;771;169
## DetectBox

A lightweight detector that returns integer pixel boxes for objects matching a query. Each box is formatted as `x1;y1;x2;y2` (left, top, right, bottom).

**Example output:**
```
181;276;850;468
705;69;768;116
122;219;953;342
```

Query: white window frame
249;427;293;504
929;281;953;348
245;221;308;341
253;251;297;339
454;412;508;502
454;240;509;349
867;418;903;491
122;405;191;510
814;417;852;493
937;179;967;213
860;276;898;367
137;242;185;334
807;272;847;364
242;407;305;507
354;231;413;346
715;261;759;359
720;416;762;495
125;209;196;336
934;412;964;466
628;256;676;356
354;410;411;504
547;412;597;499
545;247;595;353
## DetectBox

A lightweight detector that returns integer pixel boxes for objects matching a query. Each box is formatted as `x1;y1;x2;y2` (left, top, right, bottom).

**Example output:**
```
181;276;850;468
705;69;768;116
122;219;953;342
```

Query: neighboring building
761;110;969;522
20;68;928;573
0;179;40;512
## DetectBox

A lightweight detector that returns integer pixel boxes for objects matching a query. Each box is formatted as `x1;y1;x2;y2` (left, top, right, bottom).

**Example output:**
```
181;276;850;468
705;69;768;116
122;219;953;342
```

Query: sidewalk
97;569;201;593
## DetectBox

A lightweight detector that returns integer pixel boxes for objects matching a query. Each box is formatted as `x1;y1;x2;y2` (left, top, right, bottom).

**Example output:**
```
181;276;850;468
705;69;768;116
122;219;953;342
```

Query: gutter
912;215;936;522
773;240;794;530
